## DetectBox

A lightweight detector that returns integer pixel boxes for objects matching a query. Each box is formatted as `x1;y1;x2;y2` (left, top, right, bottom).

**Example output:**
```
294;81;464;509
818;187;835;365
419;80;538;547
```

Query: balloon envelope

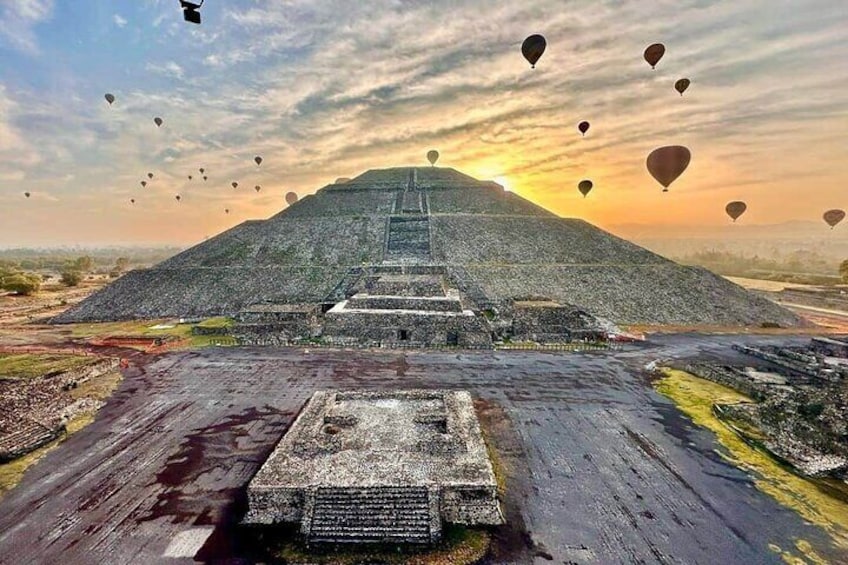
644;43;665;68
104;93;115;105
646;146;691;188
147;172;153;179
725;201;747;221
427;150;439;165
285;191;298;205
578;180;593;198
199;168;205;173
823;209;846;228
578;121;590;136
231;182;238;189
255;185;261;192
254;156;262;166
675;78;691;95
175;195;181;201
24;192;30;198
521;34;546;68
225;208;229;214
130;199;135;204
154;117;163;127
202;176;207;181
140;181;147;187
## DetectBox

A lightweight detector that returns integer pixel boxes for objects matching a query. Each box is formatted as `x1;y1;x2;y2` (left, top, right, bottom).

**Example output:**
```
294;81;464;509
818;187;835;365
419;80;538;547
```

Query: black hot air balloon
644;43;665;69
130;198;135;204
147;172;153;179
578;180;593;198
427;150;439;166
255;185;261;192
188;175;193;180
254;156;263;166
231;181;238;189
823;209;845;229
199;167;205;174
285;191;298;205
140;180;147;188
104;93;115;105
578;121;590;136
675;78;690;96
202;176;207;181
154;117;163;127
646;146;691;190
225;208;230;214
24;192;31;198
175;194;181;202
725;201;747;222
521;34;546;68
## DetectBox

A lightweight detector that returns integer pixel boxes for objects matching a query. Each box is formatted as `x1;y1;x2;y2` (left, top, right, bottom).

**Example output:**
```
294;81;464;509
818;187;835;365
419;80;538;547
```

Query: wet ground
0;334;843;564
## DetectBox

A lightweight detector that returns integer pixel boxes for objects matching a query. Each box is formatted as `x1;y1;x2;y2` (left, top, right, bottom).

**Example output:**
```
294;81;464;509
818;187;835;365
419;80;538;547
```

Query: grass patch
68;319;236;349
270;525;490;565
654;367;848;552
195;317;233;329
0;353;98;380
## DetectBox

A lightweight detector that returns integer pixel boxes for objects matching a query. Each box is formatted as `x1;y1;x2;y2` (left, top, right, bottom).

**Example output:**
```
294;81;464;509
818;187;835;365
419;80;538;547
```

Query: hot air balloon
254;156;263;166
255;185;261;192
154;117;163;127
644;43;665;69
147;172;154;179
725;201;747;222
578;180;593;198
225;208;230;214
823;209;845;229
285;192;298;205
140;180;147;188
427;150;439;166
578;121;590;136
646;146;691;189
24;192;30;198
199;168;205;174
104;93;115;105
675;78;690;96
202;176;208;181
521;34;546;68
188;175;193;180
130;198;135;204
231;181;238;189
175;195;181;202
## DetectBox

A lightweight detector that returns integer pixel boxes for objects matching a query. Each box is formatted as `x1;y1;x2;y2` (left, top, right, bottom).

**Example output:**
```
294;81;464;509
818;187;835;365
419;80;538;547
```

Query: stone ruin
243;390;503;544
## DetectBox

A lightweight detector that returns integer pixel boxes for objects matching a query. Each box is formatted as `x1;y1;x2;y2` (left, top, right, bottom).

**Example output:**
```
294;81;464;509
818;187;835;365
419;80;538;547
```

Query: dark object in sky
427;150;439;166
823;209;845;229
104;93;115;105
255;185;261;192
578;180;593;198
675;78;690;96
578;121;590;136
147;172;154;179
203;176;208;181
644;43;665;69
188;175;193;180
522;34;546;68
24;192;30;198
175;194;181;202
180;1;203;24
130;198;135;204
140;180;147;187
725;201;747;222
154;117;163;127
646;146;690;189
232;181;238;189
254;156;263;166
199;167;205;173
285;191;298;205
225;208;229;214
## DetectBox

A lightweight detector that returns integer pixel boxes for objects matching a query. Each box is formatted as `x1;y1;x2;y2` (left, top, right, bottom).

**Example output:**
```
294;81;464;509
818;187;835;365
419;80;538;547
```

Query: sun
493;176;511;192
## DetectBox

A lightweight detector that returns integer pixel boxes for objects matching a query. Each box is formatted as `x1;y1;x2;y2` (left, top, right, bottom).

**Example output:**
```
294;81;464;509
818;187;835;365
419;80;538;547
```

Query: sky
0;0;847;246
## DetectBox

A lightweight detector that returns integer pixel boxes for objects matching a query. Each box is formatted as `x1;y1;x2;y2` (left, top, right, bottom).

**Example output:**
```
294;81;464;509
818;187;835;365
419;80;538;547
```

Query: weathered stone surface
54;166;804;328
244;390;502;543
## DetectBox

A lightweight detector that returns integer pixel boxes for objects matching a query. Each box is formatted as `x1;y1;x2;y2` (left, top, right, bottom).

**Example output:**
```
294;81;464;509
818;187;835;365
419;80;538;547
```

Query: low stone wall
323;311;491;347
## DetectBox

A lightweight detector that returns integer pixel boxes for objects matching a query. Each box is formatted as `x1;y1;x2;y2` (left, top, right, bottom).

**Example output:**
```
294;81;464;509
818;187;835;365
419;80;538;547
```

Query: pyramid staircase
304;486;435;544
384;169;431;264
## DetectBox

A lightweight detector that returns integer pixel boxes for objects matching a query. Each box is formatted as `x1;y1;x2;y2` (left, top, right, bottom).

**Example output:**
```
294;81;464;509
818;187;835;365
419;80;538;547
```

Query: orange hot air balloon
427;150;439;166
646;146;691;189
578;180;593;198
823;209;845;229
644;43;665;69
285;191;298;205
521;34;546;68
578;121;590;136
725;201;747;222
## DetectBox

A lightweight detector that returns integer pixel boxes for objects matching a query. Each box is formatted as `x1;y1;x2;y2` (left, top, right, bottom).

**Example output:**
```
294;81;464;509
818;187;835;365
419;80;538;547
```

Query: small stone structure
244;390;503;543
510;300;606;343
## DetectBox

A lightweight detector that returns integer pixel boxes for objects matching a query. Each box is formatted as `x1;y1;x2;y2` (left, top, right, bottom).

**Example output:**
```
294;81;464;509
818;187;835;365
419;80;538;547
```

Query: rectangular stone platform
243;390;503;543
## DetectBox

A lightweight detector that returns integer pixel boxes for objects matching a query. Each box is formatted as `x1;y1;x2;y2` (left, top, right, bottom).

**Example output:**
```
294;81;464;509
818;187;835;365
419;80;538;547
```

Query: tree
840;260;848;283
60;270;83;287
73;256;94;273
2;273;41;295
114;257;130;273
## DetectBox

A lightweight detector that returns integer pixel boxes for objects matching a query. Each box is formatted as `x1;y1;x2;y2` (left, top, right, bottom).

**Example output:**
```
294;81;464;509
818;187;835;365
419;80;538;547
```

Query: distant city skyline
1;0;846;246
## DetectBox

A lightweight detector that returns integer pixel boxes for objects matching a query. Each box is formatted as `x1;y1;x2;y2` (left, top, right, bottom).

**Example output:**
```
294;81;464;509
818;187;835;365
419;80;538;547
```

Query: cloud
144;61;185;80
0;0;53;53
113;14;128;28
